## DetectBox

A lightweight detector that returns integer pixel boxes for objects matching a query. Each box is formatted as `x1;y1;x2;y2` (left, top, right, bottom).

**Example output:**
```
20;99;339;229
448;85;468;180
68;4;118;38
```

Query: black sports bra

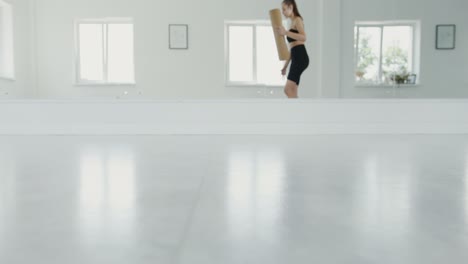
287;29;299;43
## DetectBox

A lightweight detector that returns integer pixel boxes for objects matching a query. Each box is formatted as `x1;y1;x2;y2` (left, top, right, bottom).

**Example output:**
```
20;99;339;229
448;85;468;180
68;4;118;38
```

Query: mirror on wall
0;0;467;99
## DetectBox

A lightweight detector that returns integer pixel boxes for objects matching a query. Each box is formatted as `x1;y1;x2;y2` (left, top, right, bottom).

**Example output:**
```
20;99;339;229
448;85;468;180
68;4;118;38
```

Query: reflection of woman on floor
275;0;309;98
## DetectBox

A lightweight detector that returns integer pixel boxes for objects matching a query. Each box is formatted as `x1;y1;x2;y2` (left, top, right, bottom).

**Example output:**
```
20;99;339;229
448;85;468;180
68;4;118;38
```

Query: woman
276;0;309;98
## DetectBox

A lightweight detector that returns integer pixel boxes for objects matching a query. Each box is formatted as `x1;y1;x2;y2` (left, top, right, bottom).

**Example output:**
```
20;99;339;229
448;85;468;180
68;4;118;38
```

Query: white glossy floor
0;135;467;264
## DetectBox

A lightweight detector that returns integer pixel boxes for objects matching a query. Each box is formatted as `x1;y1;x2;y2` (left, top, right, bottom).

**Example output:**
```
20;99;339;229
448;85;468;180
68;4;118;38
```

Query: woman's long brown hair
282;0;303;19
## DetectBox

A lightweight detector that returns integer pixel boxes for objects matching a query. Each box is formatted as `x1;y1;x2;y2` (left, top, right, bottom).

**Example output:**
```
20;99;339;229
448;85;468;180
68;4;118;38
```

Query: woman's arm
285;18;307;42
283;57;291;69
282;57;291;76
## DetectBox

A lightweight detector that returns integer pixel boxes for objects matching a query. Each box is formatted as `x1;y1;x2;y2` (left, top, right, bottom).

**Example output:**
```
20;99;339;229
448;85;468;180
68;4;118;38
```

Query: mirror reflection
0;0;466;99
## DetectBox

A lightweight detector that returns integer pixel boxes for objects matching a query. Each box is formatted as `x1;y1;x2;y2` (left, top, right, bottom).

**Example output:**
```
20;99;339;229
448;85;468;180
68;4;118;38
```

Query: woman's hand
281;67;287;76
275;26;287;36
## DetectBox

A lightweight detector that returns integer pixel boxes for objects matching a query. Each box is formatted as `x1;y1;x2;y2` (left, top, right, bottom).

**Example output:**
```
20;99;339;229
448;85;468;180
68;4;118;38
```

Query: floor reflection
465;151;468;228
0;152;16;241
356;154;412;238
226;148;285;241
79;148;136;243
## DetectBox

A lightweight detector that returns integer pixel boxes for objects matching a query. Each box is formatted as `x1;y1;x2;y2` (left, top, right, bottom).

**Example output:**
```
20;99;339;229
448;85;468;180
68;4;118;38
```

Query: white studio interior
1;0;468;263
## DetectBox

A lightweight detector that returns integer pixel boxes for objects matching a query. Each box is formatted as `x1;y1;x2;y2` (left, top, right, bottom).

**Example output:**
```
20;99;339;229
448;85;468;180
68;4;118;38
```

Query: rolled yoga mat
269;8;290;61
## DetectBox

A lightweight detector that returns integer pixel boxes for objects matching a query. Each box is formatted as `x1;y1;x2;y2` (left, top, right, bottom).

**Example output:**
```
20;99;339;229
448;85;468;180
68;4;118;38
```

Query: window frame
354;20;420;86
74;18;136;86
225;20;285;88
0;0;15;81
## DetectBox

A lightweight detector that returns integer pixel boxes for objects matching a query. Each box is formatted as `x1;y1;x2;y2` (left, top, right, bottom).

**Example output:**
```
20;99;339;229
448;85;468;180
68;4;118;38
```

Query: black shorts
288;45;309;85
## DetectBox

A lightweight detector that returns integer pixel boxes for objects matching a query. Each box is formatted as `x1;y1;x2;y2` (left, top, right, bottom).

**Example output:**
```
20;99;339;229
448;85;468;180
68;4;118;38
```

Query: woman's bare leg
284;80;299;98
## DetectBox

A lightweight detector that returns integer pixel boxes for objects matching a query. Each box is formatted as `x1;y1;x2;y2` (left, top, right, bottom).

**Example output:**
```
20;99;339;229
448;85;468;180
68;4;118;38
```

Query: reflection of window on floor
0;0;15;80
225;21;287;87
354;21;420;85
227;149;285;240
79;152;136;239
75;18;135;85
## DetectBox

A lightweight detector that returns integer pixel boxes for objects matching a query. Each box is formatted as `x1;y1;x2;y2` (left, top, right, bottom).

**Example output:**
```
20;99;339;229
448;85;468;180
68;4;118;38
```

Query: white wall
339;0;468;98
6;0;467;99
2;99;468;134
317;0;341;98
0;0;34;99
31;0;318;99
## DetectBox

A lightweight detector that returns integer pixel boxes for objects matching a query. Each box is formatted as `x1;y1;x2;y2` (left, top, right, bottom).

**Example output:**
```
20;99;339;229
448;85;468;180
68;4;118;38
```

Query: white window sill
226;83;285;88
354;83;421;88
0;76;15;82
74;83;136;87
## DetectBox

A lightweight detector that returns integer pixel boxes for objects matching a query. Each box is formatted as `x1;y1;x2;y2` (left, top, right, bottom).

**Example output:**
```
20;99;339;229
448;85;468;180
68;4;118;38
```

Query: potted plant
355;70;365;80
389;72;410;84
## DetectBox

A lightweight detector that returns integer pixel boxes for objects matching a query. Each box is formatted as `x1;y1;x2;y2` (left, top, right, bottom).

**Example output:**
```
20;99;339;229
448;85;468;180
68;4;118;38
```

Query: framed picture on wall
436;24;456;50
169;24;188;49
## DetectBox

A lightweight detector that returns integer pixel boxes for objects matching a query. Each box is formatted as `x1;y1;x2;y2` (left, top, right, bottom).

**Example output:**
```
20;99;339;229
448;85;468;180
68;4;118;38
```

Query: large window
75;19;135;85
0;0;14;80
225;21;286;87
354;21;419;85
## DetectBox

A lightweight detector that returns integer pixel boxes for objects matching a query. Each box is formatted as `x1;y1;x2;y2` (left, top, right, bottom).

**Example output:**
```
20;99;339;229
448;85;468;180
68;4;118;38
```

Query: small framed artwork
436;24;456;50
169;24;188;49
